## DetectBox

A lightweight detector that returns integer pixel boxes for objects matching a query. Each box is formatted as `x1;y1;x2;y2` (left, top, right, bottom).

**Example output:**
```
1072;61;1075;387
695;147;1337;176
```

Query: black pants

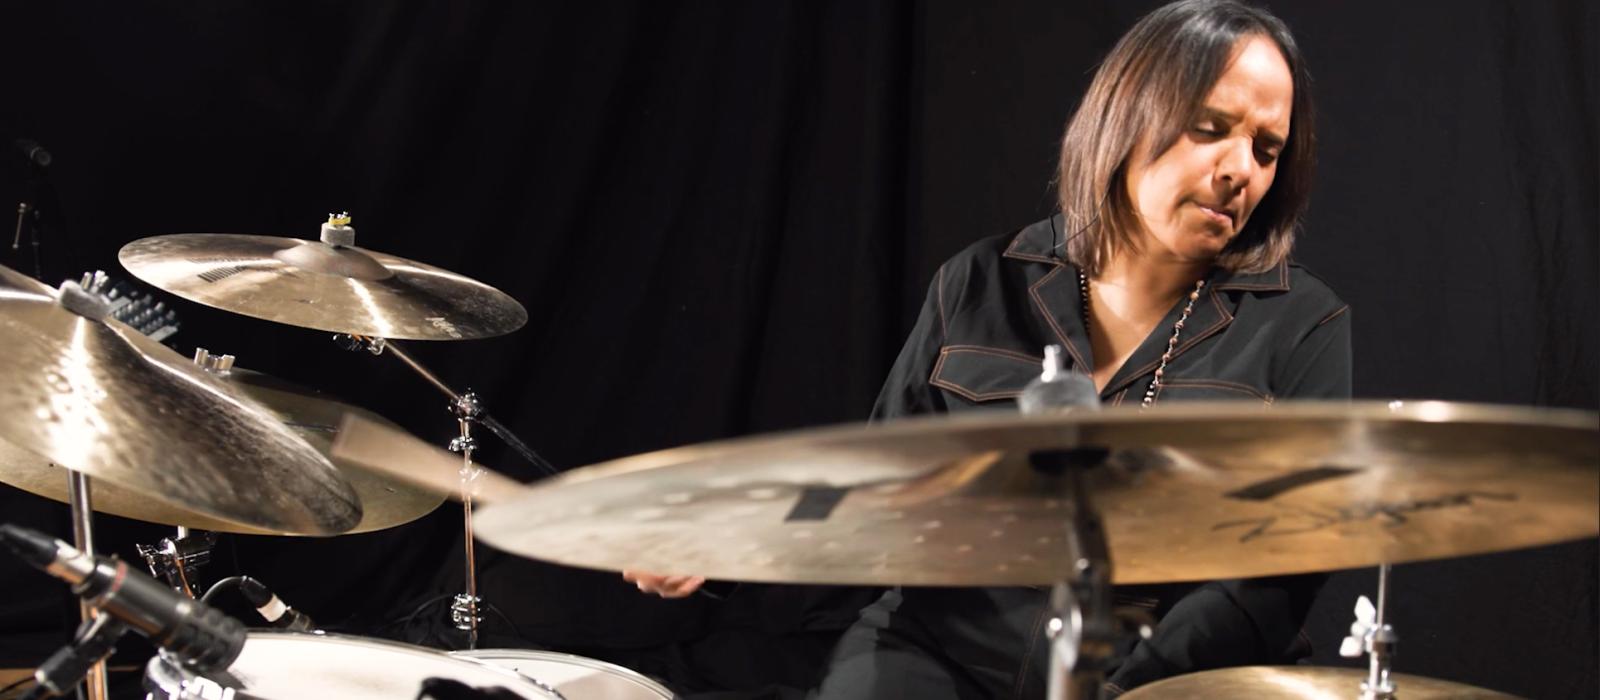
814;575;1322;699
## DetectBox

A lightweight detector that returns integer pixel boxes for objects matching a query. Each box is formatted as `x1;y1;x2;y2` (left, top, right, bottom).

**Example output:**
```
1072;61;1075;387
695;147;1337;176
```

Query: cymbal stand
135;528;215;599
1340;563;1398;700
54;272;116;700
64;472;110;700
1041;449;1147;700
335;334;559;649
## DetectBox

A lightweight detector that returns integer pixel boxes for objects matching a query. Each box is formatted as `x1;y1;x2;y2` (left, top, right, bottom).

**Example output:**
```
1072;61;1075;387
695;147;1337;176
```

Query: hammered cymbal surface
0;264;361;534
469;401;1598;586
119;234;526;340
1121;666;1520;699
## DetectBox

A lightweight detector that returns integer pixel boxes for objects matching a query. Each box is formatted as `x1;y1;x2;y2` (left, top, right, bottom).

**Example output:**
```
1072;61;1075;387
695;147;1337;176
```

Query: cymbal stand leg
1045;451;1119;700
66;471;109;700
449;399;484;649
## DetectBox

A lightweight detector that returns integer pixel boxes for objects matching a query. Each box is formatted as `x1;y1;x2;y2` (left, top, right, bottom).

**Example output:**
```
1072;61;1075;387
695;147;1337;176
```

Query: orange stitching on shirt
929;347;1036;401
935;265;949;340
1159;378;1272;401
941;345;1042;363
1013;602;1053;699
1318;304;1349;326
1109;286;1233;395
1027;267;1091;371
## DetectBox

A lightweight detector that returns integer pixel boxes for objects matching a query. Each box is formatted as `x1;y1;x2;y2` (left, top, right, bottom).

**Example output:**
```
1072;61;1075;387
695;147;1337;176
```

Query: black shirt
873;215;1351;420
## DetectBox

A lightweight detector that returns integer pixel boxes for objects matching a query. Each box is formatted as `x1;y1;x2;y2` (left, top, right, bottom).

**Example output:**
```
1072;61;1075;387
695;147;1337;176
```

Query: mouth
1195;203;1237;230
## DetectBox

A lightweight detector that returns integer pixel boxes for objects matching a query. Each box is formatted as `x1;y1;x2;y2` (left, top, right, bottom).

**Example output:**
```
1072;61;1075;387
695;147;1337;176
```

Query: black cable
482;601;524;640
0;674;34;697
200;575;251;605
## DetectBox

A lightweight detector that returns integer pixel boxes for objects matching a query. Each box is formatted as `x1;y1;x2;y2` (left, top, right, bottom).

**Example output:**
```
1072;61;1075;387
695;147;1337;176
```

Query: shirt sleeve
1275;305;1353;400
869;266;951;422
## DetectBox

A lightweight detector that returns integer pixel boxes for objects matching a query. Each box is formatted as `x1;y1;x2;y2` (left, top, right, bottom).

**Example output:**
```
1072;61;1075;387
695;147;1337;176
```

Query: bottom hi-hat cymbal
2;367;444;535
447;401;1596;586
1120;666;1520;699
0;264;359;534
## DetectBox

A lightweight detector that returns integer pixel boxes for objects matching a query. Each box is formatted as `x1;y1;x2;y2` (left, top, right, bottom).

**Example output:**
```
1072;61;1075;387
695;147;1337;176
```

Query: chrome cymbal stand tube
1341;563;1398;700
335;335;559;648
66;471;109;700
1043;449;1148;700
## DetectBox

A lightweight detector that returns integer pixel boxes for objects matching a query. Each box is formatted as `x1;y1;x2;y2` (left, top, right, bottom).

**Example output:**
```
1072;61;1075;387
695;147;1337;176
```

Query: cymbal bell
0;264;361;535
450;401;1596;586
1120;666;1519;699
118;232;527;340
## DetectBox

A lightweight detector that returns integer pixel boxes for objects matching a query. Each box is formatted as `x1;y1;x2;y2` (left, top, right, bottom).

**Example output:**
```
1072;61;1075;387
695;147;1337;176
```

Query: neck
1094;250;1209;308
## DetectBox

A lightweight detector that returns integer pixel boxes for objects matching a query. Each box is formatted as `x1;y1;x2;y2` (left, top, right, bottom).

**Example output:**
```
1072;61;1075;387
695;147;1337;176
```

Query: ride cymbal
0;264;360;535
1120;666;1519;699
119;227;526;340
452;401;1596;586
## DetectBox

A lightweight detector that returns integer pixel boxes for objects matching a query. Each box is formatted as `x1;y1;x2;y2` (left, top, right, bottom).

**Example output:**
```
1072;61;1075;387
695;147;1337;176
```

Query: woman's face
1125;35;1294;265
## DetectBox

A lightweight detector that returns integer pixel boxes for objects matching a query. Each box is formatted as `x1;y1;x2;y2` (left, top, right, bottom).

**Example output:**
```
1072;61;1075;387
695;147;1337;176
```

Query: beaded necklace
1077;269;1206;408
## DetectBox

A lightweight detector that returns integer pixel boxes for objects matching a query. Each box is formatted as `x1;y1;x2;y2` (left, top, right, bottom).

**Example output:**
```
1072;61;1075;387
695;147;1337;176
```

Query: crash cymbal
223;368;446;533
1120;666;1520;699
1;367;443;534
118;228;527;340
0;264;360;535
443;401;1592;586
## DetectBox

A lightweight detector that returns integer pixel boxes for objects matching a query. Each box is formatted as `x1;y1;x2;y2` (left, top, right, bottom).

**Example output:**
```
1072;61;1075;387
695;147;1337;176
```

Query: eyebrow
1197;106;1287;150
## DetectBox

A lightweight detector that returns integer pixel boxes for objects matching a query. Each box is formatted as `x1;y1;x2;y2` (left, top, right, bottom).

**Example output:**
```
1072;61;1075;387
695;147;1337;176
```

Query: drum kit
0;213;1596;699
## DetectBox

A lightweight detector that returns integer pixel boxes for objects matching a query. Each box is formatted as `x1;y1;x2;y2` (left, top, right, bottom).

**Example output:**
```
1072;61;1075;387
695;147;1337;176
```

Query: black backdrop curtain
0;1;1594;698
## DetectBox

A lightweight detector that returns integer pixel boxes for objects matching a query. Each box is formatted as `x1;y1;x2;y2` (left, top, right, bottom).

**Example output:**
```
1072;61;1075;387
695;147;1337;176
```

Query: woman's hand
621;570;706;599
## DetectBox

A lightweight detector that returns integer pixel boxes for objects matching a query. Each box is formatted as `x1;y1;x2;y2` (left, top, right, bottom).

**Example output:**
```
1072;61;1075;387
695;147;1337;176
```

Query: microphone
14;139;52;170
0;524;246;671
236;577;317;632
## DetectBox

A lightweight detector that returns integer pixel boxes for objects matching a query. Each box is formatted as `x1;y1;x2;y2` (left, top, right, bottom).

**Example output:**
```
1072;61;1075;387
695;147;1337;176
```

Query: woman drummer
633;0;1350;696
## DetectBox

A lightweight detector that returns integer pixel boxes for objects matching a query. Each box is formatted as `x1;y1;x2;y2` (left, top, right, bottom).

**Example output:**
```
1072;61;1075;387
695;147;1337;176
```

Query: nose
1215;137;1255;189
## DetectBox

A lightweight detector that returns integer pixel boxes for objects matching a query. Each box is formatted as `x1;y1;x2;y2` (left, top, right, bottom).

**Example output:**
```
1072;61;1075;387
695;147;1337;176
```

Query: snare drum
144;631;561;699
452;649;675;699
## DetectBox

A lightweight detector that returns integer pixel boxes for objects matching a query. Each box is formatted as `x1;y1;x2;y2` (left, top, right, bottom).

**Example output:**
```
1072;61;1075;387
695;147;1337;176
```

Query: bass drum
452;649;675;699
144;631;561;699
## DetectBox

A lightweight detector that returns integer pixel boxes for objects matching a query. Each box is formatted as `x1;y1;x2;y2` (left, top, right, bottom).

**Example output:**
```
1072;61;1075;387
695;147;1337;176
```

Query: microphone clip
30;612;129;698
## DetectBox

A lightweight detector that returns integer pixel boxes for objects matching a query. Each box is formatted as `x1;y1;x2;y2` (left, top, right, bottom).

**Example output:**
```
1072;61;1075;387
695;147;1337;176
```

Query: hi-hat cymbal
446;401;1594;586
118;232;527;340
1120;666;1520;699
0;264;361;535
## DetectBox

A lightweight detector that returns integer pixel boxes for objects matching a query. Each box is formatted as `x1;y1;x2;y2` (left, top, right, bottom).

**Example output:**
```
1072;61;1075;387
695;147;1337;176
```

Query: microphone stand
13;159;43;279
20;613;127;700
334;333;558;649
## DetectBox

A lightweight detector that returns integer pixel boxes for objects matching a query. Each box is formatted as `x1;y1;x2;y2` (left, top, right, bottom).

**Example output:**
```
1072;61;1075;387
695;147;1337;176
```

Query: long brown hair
1057;0;1315;275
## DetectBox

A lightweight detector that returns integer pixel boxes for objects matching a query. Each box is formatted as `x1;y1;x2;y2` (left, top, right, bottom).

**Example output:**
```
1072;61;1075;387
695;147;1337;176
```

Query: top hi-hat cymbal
0;264;361;535
426;401;1595;587
117;217;527;340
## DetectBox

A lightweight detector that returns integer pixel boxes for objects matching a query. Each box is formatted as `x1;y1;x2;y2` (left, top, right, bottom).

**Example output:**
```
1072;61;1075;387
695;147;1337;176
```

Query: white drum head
453;649;675;699
151;631;560;699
